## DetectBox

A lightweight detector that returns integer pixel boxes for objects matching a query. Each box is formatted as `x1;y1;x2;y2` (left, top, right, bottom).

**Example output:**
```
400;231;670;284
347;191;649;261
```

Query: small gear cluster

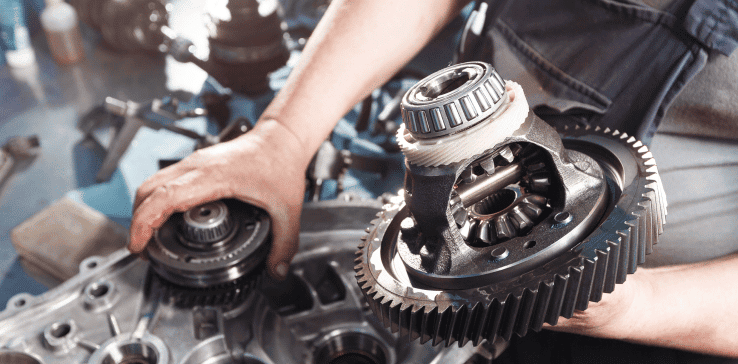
451;143;552;247
147;199;271;307
354;62;666;347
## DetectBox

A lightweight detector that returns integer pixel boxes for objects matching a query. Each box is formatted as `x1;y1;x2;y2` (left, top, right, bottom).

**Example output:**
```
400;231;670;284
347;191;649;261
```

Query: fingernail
275;262;289;279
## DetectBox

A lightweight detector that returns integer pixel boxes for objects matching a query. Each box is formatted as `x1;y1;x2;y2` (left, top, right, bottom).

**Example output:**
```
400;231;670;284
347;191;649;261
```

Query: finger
263;201;303;280
133;161;195;211
128;171;229;253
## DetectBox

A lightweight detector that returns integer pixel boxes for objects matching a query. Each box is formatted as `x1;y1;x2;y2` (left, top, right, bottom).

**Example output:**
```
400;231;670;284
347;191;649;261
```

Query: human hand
544;269;652;340
129;119;310;279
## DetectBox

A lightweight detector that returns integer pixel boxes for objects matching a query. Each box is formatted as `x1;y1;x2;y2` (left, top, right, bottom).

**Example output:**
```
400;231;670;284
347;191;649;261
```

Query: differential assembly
146;199;271;306
355;62;666;347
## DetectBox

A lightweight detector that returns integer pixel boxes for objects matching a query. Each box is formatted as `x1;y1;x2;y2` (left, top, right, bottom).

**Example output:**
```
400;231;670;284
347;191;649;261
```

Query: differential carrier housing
355;62;667;347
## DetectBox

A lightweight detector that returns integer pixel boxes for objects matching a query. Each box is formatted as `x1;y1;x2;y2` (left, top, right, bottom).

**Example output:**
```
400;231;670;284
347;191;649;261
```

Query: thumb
264;204;302;280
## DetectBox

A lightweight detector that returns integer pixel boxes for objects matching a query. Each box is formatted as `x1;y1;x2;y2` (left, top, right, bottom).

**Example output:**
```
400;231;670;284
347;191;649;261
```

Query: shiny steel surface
0;201;490;364
401;62;507;139
147;199;270;288
356;63;666;347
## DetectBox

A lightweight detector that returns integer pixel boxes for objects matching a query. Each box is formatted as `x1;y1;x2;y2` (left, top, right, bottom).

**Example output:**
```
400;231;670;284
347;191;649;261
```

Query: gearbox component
0;200;498;364
355;62;666;347
146;199;271;306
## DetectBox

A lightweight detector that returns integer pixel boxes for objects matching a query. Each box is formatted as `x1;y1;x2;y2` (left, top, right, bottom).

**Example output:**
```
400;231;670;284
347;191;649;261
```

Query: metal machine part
355;62;666;346
69;0;169;52
146;199;271;306
70;0;289;95
0;136;41;194
163;0;290;95
306;141;400;201
0;200;501;364
91;96;217;183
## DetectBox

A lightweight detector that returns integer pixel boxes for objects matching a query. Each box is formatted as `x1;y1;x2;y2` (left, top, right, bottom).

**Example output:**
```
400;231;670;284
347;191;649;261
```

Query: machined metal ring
147;199;271;289
401;62;507;139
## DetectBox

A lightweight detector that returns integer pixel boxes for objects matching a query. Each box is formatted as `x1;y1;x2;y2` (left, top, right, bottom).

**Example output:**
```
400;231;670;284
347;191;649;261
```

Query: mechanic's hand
544;269;652;340
129;119;310;280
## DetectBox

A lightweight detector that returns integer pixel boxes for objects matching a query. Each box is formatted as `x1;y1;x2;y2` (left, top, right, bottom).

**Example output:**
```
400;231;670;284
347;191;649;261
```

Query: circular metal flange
355;127;666;347
87;332;169;364
397;69;529;167
401;62;507;139
147;199;271;288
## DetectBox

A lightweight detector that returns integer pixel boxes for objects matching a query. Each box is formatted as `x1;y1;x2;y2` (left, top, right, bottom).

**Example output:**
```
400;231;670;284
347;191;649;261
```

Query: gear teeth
530;281;554;331
561;266;583;318
604;240;620;293
484;300;504;343
495;214;516;239
545;274;569;325
420;307;436;344
615;226;631;284
514;289;537;337
160;272;262;308
389;301;402;333
511;206;534;231
355;125;667;347
575;259;596;311
589;249;610;302
500;294;521;341
477;220;494;245
460;218;477;240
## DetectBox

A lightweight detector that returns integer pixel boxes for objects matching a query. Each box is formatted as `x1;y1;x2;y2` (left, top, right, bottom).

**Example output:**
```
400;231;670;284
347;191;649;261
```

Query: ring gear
146;199;271;307
354;62;666;347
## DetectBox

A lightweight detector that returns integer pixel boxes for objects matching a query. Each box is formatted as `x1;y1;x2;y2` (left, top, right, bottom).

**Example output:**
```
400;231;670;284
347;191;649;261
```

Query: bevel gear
354;62;666;347
146;199;271;307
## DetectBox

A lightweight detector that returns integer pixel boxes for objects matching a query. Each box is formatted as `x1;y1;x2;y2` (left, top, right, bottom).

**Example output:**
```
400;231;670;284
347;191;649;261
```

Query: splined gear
453;144;552;247
158;268;264;308
181;201;235;245
354;126;666;347
147;199;271;306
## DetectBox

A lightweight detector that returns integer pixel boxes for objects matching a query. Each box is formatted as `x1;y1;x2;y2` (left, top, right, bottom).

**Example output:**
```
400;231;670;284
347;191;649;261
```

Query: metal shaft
453;163;524;208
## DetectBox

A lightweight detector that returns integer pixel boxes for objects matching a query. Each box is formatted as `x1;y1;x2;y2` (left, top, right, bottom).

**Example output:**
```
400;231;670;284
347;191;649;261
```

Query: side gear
354;62;666;347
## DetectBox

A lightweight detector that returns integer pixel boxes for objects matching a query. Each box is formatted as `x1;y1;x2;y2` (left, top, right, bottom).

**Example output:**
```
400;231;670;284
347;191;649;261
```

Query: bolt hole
554;211;572;224
524;241;536;249
100;342;159;364
88;283;110;298
490;247;509;260
50;323;71;338
14;299;26;307
315;332;387;364
87;261;98;269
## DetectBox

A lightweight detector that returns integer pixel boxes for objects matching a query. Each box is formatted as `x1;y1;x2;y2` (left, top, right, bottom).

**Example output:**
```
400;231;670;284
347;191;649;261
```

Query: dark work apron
471;1;738;363
478;0;738;145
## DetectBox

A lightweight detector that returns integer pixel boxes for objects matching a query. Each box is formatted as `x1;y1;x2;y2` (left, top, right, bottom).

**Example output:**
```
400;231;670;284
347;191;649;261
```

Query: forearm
259;0;470;168
553;254;738;358
623;255;738;357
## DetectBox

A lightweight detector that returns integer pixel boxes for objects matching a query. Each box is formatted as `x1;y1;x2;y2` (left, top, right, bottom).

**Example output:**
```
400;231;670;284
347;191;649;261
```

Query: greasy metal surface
147;199;271;288
398;112;607;288
0;201;485;364
401;62;507;139
356;126;667;347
